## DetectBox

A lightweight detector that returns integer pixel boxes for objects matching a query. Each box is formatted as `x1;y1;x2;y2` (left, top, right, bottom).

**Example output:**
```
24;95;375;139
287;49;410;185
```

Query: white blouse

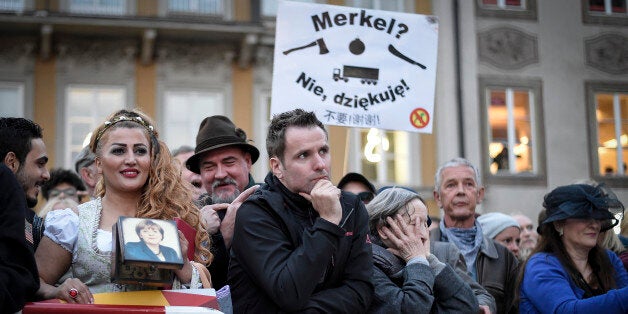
44;208;112;261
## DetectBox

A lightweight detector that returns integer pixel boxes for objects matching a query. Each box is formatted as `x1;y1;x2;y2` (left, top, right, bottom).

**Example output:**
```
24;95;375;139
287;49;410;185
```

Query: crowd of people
1;108;628;313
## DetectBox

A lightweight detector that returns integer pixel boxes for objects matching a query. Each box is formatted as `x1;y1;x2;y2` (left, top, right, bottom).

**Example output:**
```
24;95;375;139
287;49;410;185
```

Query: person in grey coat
366;187;478;313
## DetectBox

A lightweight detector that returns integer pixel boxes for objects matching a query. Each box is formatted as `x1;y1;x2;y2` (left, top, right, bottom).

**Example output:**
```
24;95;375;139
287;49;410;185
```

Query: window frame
0;79;30;118
261;0;325;18
479;76;546;185
475;0;538;20
158;86;227;151
349;0;406;11
348;127;421;187
62;84;128;169
160;0;230;19
582;0;628;25
61;0;135;16
586;81;628;187
0;0;34;12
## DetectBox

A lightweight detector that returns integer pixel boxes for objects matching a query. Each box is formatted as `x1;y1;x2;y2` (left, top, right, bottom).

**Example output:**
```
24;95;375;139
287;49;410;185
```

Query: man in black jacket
0;117;50;312
0;117;50;250
228;109;373;312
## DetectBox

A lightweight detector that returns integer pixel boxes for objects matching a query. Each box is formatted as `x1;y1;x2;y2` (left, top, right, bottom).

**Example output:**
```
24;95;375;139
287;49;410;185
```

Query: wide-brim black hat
541;183;624;232
186;115;260;174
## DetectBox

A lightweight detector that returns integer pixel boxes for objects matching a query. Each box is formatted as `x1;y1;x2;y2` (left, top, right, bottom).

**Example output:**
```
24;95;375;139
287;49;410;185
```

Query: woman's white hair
366;187;424;234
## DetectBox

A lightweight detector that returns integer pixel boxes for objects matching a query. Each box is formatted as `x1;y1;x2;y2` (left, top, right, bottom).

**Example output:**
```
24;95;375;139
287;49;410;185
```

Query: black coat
369;241;478;313
0;164;40;313
228;173;373;313
199;174;257;290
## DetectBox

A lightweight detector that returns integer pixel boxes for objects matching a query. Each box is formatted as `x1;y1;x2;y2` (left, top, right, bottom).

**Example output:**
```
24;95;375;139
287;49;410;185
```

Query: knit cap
477;212;521;239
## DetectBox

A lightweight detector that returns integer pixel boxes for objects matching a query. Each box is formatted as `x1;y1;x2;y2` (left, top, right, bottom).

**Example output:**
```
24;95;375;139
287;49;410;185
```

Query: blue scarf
440;220;484;280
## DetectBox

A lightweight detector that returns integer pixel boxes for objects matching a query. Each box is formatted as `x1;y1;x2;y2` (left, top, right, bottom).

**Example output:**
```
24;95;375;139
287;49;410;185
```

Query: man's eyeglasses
49;187;78;198
354;191;375;203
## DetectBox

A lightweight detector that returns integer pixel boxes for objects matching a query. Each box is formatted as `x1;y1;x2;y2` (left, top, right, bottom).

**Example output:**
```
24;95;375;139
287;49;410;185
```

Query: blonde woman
35;109;211;303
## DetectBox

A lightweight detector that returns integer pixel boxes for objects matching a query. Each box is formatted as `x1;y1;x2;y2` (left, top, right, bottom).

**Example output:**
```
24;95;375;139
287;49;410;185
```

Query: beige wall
34;58;57;167
232;65;254;137
135;61;157;122
136;0;158;16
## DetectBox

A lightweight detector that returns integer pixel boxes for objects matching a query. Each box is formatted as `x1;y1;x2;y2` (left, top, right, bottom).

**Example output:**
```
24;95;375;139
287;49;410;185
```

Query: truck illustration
333;65;379;85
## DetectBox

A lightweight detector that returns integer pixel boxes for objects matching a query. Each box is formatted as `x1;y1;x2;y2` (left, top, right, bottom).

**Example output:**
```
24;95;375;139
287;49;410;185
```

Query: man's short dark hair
266;109;327;163
41;168;86;200
0;117;43;165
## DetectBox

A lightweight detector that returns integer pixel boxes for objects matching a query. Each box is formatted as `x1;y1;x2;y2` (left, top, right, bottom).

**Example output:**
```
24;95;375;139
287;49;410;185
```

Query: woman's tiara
95;115;155;145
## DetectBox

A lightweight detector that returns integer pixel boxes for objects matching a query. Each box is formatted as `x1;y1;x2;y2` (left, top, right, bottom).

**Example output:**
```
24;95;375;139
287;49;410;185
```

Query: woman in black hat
518;184;628;313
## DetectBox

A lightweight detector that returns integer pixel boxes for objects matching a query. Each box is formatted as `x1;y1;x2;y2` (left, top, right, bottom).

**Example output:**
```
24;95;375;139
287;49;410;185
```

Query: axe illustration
283;38;329;55
388;44;426;69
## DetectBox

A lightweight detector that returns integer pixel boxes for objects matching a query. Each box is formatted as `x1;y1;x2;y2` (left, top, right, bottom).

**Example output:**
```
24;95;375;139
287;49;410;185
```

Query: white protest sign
271;1;438;133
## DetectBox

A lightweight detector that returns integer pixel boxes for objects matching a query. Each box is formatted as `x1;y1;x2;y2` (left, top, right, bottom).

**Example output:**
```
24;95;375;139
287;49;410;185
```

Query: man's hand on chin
299;179;342;225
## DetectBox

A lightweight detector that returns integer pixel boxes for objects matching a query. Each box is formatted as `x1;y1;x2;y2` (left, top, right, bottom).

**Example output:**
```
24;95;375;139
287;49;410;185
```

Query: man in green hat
186;115;260;290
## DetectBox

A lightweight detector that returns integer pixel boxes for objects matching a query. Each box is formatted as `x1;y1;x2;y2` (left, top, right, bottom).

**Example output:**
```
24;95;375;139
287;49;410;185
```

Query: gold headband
95;115;155;145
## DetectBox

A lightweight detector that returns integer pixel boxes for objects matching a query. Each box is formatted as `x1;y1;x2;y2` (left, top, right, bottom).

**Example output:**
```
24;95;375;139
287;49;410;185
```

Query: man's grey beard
210;178;241;204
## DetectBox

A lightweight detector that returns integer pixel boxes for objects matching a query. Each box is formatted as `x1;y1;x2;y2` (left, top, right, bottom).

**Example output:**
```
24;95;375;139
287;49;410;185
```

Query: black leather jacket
431;226;519;314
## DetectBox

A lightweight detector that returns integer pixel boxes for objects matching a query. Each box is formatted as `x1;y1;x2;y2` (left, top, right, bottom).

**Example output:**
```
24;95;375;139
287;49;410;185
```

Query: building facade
1;0;626;219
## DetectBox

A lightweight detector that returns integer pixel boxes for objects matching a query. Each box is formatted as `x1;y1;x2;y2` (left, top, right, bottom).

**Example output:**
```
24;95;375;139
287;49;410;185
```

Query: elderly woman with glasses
366;187;478;313
518;184;628;313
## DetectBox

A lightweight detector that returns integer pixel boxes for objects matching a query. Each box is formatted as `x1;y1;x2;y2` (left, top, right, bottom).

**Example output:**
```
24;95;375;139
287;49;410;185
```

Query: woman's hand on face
57;277;93;304
382;214;429;262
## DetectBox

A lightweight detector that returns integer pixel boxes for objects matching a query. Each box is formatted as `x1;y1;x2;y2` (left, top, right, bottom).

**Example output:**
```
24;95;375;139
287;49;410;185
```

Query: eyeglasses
354;191;375;203
49;187;78;198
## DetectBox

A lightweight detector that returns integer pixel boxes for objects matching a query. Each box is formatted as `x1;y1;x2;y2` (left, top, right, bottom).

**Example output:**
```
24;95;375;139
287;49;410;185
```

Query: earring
557;228;563;236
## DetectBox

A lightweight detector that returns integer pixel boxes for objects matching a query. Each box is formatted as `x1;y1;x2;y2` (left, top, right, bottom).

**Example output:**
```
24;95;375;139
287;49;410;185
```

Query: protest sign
271;1;438;133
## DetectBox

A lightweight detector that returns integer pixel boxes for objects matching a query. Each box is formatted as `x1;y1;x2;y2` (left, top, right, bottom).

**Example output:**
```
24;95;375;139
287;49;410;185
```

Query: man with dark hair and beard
0;117;50;249
186;115;260;290
0;117;49;311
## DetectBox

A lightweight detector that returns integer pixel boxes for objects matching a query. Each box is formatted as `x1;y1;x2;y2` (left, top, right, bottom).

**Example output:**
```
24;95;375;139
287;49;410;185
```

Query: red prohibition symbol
410;108;430;129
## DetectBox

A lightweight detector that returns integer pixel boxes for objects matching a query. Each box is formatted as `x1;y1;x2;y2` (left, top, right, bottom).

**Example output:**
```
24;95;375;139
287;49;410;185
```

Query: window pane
513;90;533;173
66;86;125;168
262;0;316;16
487;88;535;174
169;0;223;15
596;92;628;176
0;83;24;117
589;0;606;11
69;0;126;15
352;0;403;11
0;0;24;11
612;0;626;13
357;128;413;185
488;90;508;173
163;90;224;150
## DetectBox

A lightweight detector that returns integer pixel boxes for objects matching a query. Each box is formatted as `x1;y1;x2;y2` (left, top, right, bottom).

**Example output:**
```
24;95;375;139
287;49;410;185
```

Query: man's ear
3;152;19;173
476;186;486;204
269;157;283;179
433;190;442;208
244;151;253;170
